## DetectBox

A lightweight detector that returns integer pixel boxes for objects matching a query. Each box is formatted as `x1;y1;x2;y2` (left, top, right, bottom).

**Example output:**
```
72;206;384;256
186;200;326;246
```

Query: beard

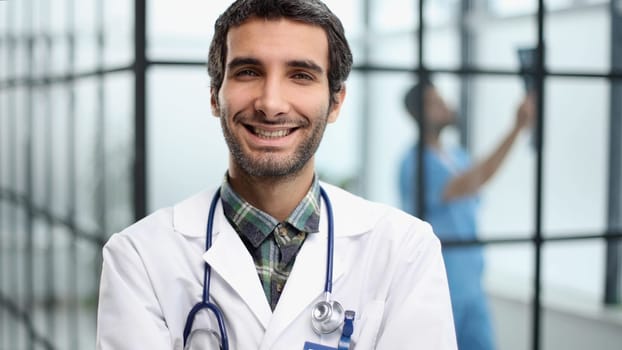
219;109;329;178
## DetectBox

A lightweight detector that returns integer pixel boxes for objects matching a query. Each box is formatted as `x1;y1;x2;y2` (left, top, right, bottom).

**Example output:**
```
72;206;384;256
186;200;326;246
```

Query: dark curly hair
404;75;434;124
208;0;353;105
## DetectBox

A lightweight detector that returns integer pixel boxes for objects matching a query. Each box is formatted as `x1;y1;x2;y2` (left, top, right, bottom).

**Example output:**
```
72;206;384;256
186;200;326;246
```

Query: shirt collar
220;174;321;247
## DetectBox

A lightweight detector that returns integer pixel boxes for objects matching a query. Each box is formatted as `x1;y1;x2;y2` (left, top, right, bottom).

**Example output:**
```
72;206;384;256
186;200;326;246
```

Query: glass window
104;0;133;67
0;2;8;33
486;0;537;17
75;32;98;73
324;0;363;38
105;72;134;234
365;32;416;67
148;0;230;60
326;0;365;65
2;204;29;350
30;0;46;34
13;41;29;81
31;88;53;209
370;0;416;32
76;238;99;349
0;204;9;348
545;2;610;72
31;217;54;339
12;205;28;307
74;77;101;233
7;0;28;35
316;72;364;193
46;0;70;75
14;87;28;195
51;224;75;350
470;76;535;238
0;298;6;350
424;25;460;70
50;84;72;220
147;67;228;211
0;36;7;82
75;0;97;33
49;0;69;34
612;81;622;236
471;6;537;71
364;72;426;206
424;0;461;69
74;0;98;72
0;91;8;189
481;0;610;72
367;0;417;67
49;35;69;76
543;78;608;236
148;0;362;62
31;35;49;80
0;202;11;295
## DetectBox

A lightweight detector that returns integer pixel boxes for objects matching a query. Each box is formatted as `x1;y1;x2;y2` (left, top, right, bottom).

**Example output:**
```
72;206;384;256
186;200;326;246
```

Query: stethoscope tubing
319;187;334;295
183;189;229;349
204;190;220;303
183;301;228;349
184;186;336;348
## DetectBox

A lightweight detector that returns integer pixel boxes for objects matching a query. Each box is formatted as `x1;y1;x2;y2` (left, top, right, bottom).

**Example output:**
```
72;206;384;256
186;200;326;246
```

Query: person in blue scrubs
398;78;534;350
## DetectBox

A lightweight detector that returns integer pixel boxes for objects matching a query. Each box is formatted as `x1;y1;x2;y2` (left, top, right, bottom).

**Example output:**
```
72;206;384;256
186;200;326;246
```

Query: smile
251;127;295;139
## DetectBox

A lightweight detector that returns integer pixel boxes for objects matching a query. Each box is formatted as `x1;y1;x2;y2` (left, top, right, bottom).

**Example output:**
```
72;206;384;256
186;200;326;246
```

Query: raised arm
443;94;535;201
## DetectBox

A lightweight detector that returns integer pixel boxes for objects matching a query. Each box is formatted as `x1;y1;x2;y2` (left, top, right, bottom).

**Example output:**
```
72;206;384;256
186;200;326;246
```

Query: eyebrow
287;60;324;74
227;57;261;71
227;57;324;74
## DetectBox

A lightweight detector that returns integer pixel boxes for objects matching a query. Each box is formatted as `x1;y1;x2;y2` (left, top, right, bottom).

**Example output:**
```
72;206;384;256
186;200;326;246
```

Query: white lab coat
96;183;457;350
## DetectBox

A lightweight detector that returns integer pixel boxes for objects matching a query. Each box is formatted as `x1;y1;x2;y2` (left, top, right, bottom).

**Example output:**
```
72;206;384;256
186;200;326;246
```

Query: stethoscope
183;186;345;349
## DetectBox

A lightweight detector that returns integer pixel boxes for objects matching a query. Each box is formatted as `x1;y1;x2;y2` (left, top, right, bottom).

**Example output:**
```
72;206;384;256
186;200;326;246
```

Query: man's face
212;17;344;178
424;87;456;131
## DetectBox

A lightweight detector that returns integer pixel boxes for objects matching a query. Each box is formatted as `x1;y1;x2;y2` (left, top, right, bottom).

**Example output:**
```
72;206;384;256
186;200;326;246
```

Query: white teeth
253;127;291;138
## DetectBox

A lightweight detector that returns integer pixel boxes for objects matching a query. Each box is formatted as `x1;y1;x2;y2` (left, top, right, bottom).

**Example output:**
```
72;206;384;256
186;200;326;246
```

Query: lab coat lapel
260;212;346;349
202;210;272;329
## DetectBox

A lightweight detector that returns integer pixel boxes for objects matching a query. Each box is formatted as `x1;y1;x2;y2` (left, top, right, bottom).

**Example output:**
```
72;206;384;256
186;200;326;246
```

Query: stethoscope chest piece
311;294;344;334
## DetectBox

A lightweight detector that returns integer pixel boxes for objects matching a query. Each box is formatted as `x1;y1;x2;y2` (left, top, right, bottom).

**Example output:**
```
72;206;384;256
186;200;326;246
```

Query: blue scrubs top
399;145;494;350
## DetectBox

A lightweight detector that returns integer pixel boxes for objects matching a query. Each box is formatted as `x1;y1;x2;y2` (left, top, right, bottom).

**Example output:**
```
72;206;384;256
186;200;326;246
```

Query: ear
327;85;346;123
210;88;221;117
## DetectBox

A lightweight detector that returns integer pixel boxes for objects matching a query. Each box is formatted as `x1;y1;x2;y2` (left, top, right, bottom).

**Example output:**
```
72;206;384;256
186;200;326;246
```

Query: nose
253;77;290;119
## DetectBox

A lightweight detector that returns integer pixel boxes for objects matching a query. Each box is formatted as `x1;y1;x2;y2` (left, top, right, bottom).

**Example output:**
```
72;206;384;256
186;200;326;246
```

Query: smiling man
96;1;457;349
215;17;339;216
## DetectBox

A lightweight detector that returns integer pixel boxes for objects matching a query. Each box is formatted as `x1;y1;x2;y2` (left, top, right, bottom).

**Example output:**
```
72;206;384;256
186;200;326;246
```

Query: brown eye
292;72;313;81
236;69;259;77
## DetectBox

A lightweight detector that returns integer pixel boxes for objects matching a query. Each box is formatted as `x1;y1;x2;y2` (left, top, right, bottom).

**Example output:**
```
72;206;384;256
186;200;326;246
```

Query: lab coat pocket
352;300;385;350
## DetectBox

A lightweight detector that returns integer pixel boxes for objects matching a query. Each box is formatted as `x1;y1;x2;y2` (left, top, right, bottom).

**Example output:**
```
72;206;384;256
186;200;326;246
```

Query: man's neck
227;163;316;222
424;132;442;149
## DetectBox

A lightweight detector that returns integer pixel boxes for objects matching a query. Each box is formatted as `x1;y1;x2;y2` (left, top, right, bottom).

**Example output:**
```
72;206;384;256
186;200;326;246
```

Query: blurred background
1;0;621;349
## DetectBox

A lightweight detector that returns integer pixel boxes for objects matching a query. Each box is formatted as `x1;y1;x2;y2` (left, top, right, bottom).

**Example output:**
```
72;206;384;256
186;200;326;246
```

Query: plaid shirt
220;175;321;310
